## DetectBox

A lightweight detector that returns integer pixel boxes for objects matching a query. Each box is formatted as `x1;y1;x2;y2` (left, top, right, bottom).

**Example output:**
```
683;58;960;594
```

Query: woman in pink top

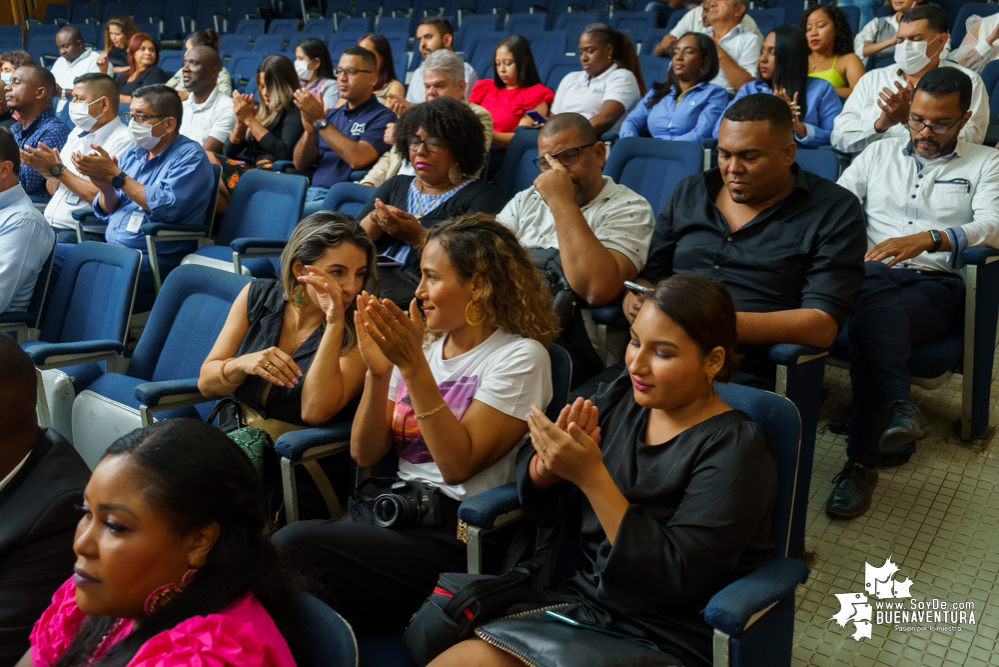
470;35;554;150
16;420;300;667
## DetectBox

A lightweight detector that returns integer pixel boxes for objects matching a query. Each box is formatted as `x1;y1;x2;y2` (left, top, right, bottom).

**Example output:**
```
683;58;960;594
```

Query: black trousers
846;262;963;466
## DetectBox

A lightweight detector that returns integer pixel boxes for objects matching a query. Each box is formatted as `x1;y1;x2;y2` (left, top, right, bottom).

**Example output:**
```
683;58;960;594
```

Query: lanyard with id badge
126;210;146;234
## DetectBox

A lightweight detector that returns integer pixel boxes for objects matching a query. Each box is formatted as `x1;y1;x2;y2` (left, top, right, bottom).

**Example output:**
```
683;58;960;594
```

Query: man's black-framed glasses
408;136;442;153
122;112;166;124
906;116;962;136
532;143;597;172
333;67;373;77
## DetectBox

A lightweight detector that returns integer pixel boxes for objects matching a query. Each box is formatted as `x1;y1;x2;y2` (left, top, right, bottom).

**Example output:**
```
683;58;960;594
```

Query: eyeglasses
407;136;442;153
333;67;374;78
906;116;962;136
532;143;597;172
123;112;166;123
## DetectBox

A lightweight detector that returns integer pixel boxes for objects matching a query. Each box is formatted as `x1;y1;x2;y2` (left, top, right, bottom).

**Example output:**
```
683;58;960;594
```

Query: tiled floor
792;362;999;667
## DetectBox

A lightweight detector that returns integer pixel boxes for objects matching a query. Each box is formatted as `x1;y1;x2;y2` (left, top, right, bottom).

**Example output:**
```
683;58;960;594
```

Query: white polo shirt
180;86;236;147
705;25;763;94
550;64;642;132
496;175;654;273
406;59;478;104
44;116;132;230
50;49;101;110
669;6;762;39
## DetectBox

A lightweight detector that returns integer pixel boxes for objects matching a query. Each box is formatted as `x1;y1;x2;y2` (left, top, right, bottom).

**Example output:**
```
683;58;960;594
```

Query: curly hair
103;15;139;53
395;96;488;178
424;214;561;347
800;4;855;57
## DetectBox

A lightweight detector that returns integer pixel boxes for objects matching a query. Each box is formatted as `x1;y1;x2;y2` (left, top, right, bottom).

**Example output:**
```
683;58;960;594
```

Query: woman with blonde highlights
272;213;558;635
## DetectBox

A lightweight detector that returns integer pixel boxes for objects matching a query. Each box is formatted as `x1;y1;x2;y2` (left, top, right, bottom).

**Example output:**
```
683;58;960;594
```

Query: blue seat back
982;60;999;98
229;50;264;89
194;2;227;33
493;129;540;202
795;149;839;181
638;54;669;88
838;5;860;36
129;265;252;387
268;18;301;38
99;2;131;23
665;8;685;32
328;36;359;62
353;0;381;17
376;16;410;34
74;24;99;48
162;1;194;40
40;242;141;346
506;12;546;34
603;137;702;214
381;0;413;18
638;27;670;55
303;18;335;36
133;1;164;24
27;24;60;43
322;182;375;219
42;3;71;24
553;11;599;42
234;18;266;35
609;11;653;42
324;0;353;19
292;594;358;667
118;102;129;123
457;14;504;53
252;34;285;54
158;50;184;77
952;4;999;54
520;30;567;69
215;170;308;246
478;0;512;15
338;16;375;33
70;3;100;24
220;34;251;60
539;54;578;90
747;8;784;38
546;343;572;421
469;31;509;73
137;22;162;40
15;236;56;330
27;35;56;66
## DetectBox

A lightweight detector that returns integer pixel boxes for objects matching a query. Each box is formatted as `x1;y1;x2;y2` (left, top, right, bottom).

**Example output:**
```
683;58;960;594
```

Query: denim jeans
302;186;330;218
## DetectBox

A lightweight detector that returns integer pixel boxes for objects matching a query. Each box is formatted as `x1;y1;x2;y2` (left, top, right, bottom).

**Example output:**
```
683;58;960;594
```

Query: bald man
50;26;100;108
179;45;235;154
5;66;70;197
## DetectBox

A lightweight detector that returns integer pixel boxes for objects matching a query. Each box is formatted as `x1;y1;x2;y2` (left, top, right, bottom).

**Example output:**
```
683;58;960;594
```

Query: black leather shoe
878;442;916;467
879;401;931;452
826;462;878;520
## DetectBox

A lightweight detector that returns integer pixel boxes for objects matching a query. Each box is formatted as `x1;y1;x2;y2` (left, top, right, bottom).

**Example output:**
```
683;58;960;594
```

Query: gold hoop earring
292;283;310;308
703;371;717;401
448;163;462;185
464;299;485;326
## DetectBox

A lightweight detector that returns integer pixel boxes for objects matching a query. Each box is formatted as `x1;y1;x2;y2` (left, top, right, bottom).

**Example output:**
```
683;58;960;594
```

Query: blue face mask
0;72;11;85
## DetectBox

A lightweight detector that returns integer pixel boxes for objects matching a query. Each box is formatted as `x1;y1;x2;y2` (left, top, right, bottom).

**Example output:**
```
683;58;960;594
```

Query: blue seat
665;8;685;32
26;34;57;66
747;8;784;39
252;33;286;54
229;0;268;23
382;0;413;18
539;53;578;90
322;0;353;24
982;60;999;98
338;16;375;33
553;11;599;41
136;22;162;40
220;33;251;60
233;18;266;35
38;3;71;25
26;23;60;44
19;242;141;443
133;1;164;25
952;4;999;53
492;128;539;202
520;29;566;69
293;593;358;667
303;18;335;36
182;170;308;278
603;137;701;214
194;1;228;33
478;0;513;16
73;23;99;48
795;148;840;181
638;27;669;55
456;14;504;53
510;0;545;14
162;1;196;40
0;236;55;343
609;10;653;41
469;31;508;73
328;36;359;61
100;2;132;23
70;265;252;467
375;16;410;34
158;50;185;78
229;50;265;89
839;5;860;36
118;102;129;123
269;18;301;39
321;182;374;219
70;3;100;24
638;54;669;88
935;0;969;29
505;12;546;35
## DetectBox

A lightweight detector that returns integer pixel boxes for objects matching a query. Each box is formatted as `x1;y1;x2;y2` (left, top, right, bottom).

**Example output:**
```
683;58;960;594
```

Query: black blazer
0;428;90;666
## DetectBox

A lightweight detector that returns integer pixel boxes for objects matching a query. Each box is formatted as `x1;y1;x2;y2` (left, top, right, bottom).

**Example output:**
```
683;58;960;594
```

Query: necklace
85;618;125;666
414;179;456;219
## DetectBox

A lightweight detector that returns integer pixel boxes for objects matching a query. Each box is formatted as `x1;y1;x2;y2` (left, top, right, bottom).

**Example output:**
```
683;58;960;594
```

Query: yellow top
809;55;848;89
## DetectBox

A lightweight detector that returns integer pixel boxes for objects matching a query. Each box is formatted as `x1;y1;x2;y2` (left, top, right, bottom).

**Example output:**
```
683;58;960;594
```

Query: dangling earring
464;299;485;326
703;371;717;401
292;283;310;308
448;163;462;185
144;567;199;617
608;54;613;63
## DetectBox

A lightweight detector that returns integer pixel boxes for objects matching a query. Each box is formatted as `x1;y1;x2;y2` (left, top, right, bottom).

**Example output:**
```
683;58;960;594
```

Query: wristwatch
314;118;329;131
929;230;943;253
49;163;66;178
111;171;127;189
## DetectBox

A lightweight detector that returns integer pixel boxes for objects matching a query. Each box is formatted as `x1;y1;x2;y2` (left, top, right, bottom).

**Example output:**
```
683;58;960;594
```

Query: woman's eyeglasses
532;143;596;172
407;136;442;153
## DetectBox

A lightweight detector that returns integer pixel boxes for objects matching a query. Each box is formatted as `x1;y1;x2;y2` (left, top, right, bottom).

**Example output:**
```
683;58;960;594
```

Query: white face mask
894;36;939;75
295;59;313;81
128;117;166;150
69;97;106;133
0;72;10;85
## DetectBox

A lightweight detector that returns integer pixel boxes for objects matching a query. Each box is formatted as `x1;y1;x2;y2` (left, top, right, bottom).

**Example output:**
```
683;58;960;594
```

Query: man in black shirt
623;94;867;384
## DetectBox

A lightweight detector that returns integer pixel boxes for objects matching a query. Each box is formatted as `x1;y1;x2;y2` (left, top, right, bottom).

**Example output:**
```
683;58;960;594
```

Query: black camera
372;480;443;529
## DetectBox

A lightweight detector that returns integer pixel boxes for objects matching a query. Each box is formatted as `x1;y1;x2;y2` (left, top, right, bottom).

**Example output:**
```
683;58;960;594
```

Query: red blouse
469;80;555;133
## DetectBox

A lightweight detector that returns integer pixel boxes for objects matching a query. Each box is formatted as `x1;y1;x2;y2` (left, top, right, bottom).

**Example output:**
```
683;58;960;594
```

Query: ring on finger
263;361;274;372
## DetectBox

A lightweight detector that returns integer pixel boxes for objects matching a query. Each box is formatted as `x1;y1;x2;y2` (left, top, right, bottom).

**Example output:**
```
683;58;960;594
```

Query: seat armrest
591;304;625;326
23;340;125;365
600;131;619;143
701;557;810;637
768;344;828;366
230;238;288;253
457;482;520;530
71;208;97;221
961;247;999;266
273;422;353;461
141;223;211;237
134;378;204;408
0;311;34;325
702;138;718;150
268;160;296;172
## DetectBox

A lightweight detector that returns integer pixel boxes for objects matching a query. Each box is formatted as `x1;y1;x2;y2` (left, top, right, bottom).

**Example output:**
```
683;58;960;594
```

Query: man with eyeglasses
827;67;999;520
293;46;396;217
832;5;988;155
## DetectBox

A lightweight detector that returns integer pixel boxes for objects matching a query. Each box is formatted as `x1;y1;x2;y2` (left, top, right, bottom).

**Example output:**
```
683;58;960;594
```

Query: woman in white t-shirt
549;23;646;135
272;213;561;635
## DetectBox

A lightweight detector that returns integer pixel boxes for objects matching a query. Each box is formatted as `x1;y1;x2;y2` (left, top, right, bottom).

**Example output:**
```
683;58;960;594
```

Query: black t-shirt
108;48;128;68
116;66;170;95
517;373;778;667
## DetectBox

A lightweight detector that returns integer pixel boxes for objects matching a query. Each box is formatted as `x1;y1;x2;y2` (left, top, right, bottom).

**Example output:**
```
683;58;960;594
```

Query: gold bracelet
415;402;448;419
218;358;242;389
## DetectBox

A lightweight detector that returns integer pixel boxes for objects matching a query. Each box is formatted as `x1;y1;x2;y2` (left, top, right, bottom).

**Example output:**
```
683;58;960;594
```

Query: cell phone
624;281;651;297
544;611;636;640
526;110;547;126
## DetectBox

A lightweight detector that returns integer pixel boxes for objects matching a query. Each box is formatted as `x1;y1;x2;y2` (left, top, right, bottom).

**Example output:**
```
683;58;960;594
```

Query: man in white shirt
497;113;654;308
179;46;235;154
49;27;101;111
400;18;477;108
20;73;130;243
653;0;761;58
702;0;760;94
827;67;999;521
832;5;988;155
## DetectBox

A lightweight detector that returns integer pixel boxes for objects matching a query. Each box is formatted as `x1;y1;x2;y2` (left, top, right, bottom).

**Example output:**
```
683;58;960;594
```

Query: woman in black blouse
358;96;504;304
115;33;169;104
198;212;378;432
431;274;779;667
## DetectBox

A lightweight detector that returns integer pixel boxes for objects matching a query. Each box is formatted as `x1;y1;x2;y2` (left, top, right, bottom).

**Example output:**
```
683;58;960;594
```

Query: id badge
65;193;81;206
125;211;145;234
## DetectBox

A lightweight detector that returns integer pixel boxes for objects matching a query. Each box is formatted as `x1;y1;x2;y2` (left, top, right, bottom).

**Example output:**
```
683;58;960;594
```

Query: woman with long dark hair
714;26;842;148
620;32;726;143
801;3;865;98
550;23;646;135
469;34;553;149
358;33;406;105
295;36;338;111
114;33;169;104
19;419;302;666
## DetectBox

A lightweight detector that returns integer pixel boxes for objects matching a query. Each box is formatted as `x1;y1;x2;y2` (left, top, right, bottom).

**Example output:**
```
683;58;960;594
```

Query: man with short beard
827;67;999;520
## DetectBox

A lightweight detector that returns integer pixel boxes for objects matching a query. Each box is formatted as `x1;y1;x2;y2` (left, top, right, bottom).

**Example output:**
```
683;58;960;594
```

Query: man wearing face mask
827;67;999;519
178;46;235;155
68;84;214;293
832;5;987;155
19;74;130;243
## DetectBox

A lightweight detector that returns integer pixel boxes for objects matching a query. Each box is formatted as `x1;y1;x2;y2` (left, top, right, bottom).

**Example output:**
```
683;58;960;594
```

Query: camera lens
373;495;403;527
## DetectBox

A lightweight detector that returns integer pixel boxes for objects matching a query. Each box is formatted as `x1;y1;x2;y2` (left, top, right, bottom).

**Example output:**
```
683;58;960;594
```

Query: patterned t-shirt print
392;375;480;464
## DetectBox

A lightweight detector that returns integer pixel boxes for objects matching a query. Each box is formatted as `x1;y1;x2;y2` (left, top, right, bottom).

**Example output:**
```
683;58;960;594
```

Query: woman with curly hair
357;95;505;304
100;15;138;73
801;3;866;98
272;212;559;636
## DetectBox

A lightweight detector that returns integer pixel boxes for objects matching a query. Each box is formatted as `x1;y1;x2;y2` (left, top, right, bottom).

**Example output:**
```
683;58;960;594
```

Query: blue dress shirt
94;134;214;257
619;81;729;143
0;184;54;312
713;78;842;149
10;109;71;197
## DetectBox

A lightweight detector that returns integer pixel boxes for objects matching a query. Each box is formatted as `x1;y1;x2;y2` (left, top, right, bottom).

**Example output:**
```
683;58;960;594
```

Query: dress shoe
826;462;878;520
878;442;915;467
879;401;931;452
